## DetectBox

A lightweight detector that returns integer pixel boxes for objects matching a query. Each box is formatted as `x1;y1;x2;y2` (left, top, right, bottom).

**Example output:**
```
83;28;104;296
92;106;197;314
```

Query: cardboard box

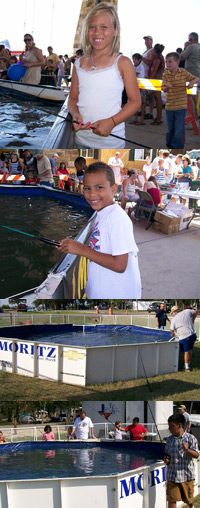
179;209;193;230
154;222;180;235
154;210;181;234
160;203;194;231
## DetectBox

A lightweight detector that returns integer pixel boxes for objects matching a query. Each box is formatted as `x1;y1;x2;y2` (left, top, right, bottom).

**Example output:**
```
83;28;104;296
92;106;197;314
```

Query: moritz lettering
0;341;56;360
119;467;166;499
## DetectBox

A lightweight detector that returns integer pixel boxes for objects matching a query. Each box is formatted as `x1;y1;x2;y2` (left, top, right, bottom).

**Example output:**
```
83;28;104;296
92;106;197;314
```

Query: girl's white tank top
74;55;125;148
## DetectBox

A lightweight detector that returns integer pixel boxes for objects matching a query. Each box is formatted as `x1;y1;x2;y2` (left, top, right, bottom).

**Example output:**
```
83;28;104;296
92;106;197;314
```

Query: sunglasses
24;38;32;42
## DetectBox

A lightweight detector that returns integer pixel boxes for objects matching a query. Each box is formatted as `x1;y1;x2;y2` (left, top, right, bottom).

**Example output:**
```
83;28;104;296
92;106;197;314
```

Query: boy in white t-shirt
58;162;141;298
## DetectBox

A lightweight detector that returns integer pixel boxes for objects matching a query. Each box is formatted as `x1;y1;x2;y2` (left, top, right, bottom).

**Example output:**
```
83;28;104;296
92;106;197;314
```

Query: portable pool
0;187;93;298
0;324;179;385
0;440;167;508
1;440;198;508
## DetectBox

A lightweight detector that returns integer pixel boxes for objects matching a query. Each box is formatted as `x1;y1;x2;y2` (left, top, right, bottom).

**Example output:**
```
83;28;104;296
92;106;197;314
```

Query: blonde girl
68;2;141;148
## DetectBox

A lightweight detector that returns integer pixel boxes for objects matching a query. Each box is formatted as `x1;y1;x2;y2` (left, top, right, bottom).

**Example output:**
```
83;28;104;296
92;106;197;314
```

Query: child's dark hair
132;53;142;61
84;162;115;186
154;44;165;54
133;417;139;423
44;425;52;432
75;156;86;165
168;414;185;426
166;52;180;62
127;169;136;176
115;420;121;426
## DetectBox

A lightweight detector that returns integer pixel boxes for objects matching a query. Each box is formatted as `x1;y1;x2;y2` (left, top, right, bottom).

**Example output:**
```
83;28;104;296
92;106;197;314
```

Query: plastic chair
135;190;158;229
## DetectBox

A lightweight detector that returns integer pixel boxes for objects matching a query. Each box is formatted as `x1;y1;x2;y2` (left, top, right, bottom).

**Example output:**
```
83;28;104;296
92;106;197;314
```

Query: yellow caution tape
137;78;197;95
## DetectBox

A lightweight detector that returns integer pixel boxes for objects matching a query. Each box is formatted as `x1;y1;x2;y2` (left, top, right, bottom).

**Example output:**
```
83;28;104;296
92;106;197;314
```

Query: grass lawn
183;494;200;507
1;343;200;401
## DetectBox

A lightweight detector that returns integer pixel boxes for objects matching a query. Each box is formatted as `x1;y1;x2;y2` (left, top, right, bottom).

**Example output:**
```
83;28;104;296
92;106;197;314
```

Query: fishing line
147;401;165;451
55;114;152;149
138;349;152;392
1;225;60;247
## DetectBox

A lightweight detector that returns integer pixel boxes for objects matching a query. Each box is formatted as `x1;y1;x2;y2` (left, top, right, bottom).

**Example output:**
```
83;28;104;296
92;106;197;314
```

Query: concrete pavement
133;213;200;298
125;109;200;149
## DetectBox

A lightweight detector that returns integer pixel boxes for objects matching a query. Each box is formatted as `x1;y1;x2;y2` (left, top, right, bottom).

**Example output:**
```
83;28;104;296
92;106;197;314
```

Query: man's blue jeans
166;109;187;149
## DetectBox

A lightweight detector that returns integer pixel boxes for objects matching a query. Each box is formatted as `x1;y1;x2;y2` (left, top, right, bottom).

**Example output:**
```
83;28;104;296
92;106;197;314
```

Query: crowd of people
131;33;200;136
0;150;86;189
1;147;199;215
0;41;83;87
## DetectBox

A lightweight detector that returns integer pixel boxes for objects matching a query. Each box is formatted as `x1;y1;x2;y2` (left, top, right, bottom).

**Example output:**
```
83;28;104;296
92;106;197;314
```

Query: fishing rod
1;225;60;247
56;114;152;149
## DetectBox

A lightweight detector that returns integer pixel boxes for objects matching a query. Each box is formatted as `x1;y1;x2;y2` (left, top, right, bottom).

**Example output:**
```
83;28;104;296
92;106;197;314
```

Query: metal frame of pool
0;324;179;385
0;441;199;508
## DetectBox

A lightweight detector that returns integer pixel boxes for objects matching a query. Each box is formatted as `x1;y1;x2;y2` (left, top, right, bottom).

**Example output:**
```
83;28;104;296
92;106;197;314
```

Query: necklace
91;52;110;70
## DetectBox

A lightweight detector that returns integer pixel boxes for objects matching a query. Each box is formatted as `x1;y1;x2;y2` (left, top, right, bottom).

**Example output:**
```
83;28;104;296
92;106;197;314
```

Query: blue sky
1;0;200;57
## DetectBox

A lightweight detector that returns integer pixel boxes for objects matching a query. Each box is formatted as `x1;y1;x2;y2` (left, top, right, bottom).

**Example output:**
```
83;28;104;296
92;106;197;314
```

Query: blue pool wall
0;440;164;459
0;324;171;342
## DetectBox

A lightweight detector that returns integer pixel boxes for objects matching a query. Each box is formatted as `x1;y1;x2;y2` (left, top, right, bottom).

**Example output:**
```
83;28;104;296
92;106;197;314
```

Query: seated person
25;169;38;185
57;162;72;191
134;176;161;218
74;156;87;193
120;169;143;210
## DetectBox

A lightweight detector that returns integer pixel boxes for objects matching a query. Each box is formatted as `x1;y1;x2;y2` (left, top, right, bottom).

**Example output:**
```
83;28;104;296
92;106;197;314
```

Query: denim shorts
179;333;197;352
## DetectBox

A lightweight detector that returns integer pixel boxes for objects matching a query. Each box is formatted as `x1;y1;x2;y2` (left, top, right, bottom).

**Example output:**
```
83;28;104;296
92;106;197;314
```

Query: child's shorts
179;333;197;353
166;479;194;506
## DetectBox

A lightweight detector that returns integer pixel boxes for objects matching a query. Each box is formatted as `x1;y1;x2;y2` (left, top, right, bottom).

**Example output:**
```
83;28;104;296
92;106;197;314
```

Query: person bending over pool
164;413;199;508
58;162;141;298
124;417;148;441
43;425;55;441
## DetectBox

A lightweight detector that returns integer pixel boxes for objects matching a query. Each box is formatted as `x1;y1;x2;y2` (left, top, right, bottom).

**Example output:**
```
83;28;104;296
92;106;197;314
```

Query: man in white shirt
108;152;124;184
170;306;198;372
71;411;96;440
36;151;53;186
178;405;192;433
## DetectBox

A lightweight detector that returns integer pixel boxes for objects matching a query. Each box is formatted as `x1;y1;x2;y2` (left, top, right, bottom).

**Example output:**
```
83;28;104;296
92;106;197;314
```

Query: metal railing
0;423;170;443
0;313;200;338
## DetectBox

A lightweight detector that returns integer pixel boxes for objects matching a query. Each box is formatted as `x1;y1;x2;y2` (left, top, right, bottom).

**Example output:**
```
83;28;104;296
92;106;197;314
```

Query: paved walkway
125;109;200;149
133;213;200;298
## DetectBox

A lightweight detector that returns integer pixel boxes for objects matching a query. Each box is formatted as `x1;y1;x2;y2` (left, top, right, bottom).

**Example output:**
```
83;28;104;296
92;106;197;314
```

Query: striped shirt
165;432;199;482
162;68;197;110
156;169;166;184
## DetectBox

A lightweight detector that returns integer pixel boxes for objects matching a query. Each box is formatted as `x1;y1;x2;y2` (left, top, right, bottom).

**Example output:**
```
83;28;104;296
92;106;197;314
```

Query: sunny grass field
0;342;200;401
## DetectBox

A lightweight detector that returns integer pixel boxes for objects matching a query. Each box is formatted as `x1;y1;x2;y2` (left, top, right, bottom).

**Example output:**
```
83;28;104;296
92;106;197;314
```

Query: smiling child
58;162;141;298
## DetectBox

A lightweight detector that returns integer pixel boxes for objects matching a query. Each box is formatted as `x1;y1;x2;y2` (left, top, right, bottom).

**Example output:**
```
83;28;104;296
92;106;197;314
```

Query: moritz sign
0;340;57;360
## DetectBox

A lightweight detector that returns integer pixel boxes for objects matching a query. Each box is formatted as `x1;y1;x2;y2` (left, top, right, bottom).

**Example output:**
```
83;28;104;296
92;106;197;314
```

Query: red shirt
124;424;147;440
